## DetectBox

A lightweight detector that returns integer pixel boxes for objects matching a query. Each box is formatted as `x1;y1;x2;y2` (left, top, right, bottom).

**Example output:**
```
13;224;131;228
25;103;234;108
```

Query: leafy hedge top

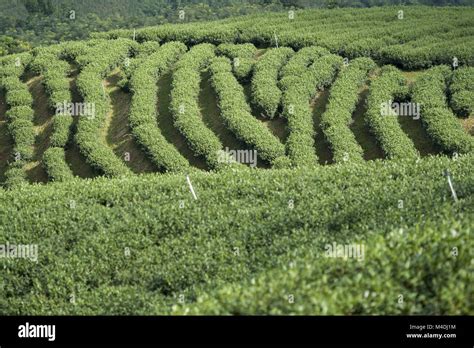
364;65;418;160
0;153;472;314
128;41;190;172
0;52;32;78
0;52;34;187
209;56;286;165
216;43;256;58
170;43;225;169
90;7;474;69
412;65;474;154
320;57;377;163
280;48;342;166
75;39;135;177
449;66;474;117
251;47;294;118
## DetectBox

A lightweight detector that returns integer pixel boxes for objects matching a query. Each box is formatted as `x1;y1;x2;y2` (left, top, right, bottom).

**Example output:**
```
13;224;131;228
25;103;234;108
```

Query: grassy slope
0;54;470;184
199;70;273;168
24;75;53;183
103;70;157;174
64;63;97;179
0;154;472;315
156;72;208;170
349;87;385;161
241;81;288;143
311;90;334;164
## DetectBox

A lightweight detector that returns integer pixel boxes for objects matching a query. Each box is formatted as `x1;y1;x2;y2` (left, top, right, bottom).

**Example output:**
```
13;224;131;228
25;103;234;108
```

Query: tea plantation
0;6;472;315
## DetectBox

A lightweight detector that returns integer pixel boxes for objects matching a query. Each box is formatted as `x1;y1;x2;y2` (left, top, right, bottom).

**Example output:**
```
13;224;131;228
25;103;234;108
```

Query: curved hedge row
31;48;75;181
170;43;225;169
0;53;32;78
364;65;418;160
75;39;134;177
280;48;343;166
279;46;330;77
129;41;190;172
42;147;74;182
449;66;474;118
412;66;474;154
216;43;257;80
320;57;377;163
119;41;161;91
209;57;286;165
0;54;34;186
250;47;293;118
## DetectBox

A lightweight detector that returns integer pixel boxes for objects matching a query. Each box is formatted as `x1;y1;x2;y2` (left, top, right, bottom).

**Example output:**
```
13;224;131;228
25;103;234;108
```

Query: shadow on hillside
349;87;385;161
105;71;158;174
156;72;208;170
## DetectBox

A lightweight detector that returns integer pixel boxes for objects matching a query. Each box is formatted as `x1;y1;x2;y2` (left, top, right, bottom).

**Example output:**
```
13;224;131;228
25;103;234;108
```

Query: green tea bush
412;65;474;154
209;56;286;165
59;41;93;61
3;163;28;188
0;54;35;186
280;49;342;166
216;43;257;80
5;105;34;123
365;65;418;159
170;43;225;169
90;7;474;70
5;89;33;107
449;66;474;118
181;217;473;315
75;39;134;177
31;48;76;180
0;154;472;314
42;147;74;182
320;57;376;163
250;47;293;118
0;52;32;78
129;41;190;172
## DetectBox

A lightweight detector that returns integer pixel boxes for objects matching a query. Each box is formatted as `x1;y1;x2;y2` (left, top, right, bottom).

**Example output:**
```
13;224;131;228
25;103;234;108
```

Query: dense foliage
209;56;286;165
320;57;376;163
30;44;78;181
1;2;471;50
93;6;474;69
0;53;34;186
75;39;135;177
170;43;225;169
129;41;191;172
449;66;474;118
251;47;294;118
0;154;472;314
215;43;257;80
0;5;472;317
280;47;342;166
364;65;419;159
412;65;474;154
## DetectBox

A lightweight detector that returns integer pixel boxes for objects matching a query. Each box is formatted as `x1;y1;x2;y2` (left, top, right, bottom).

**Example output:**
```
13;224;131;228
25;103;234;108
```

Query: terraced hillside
0;6;473;315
